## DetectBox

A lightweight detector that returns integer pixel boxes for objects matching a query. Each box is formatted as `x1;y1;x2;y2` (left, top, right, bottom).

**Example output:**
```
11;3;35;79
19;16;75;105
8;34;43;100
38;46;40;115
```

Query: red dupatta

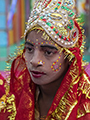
8;50;90;120
0;73;5;98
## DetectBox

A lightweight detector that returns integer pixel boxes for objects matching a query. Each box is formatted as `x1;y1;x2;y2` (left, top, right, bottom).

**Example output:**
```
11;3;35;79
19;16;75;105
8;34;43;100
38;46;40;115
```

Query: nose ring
38;60;45;65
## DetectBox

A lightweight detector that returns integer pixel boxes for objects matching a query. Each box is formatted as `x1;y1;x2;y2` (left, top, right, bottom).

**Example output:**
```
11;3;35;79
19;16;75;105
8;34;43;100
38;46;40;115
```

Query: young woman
0;0;90;119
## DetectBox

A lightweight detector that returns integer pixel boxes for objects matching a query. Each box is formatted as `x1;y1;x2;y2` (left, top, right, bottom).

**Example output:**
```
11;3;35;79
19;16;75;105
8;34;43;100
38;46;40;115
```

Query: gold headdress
24;0;84;49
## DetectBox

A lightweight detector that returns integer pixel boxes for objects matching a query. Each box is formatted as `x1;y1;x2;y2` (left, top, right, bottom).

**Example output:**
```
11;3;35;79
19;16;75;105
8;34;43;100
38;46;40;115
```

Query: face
24;30;69;85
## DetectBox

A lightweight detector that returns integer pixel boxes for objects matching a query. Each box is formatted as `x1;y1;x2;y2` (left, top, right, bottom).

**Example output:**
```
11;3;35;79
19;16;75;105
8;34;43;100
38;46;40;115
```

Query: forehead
26;30;62;50
26;30;54;44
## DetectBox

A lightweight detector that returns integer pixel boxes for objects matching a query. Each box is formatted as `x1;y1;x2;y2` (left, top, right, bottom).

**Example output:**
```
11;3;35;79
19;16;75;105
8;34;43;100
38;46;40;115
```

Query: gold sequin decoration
0;79;3;85
77;102;90;118
57;26;68;36
78;73;90;99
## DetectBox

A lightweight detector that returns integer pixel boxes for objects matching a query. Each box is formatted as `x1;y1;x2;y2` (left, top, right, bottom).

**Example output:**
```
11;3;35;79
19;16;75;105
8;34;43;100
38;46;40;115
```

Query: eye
45;51;52;55
45;50;54;56
25;47;34;53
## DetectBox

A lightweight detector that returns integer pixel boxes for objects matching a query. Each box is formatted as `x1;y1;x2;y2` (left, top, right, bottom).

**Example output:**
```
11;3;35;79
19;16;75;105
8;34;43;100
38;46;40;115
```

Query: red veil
1;52;89;120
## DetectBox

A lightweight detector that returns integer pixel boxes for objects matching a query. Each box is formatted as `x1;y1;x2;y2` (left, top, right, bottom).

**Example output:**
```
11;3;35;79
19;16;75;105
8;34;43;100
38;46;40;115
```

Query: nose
30;49;43;67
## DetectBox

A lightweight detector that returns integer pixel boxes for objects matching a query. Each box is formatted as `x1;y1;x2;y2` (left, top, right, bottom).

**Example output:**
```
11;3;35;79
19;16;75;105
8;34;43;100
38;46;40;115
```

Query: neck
38;65;69;100
37;67;69;117
37;74;65;117
39;74;64;101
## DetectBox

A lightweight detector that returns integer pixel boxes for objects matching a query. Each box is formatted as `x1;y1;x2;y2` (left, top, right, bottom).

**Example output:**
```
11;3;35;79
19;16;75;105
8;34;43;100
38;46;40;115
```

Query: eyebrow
40;45;58;50
25;41;58;50
25;41;34;46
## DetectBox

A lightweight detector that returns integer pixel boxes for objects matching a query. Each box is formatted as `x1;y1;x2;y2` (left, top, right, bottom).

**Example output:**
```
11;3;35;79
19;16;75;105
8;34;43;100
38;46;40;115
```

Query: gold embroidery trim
77;102;90;118
49;88;78;120
77;73;90;118
65;100;78;120
79;73;90;99
0;94;16;119
6;94;17;120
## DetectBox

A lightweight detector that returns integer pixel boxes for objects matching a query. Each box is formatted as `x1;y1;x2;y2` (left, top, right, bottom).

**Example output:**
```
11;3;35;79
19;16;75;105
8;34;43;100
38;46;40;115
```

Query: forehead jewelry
38;60;45;65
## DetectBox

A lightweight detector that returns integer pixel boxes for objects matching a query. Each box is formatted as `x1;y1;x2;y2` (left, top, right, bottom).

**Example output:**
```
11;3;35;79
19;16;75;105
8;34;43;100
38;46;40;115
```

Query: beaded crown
24;0;83;48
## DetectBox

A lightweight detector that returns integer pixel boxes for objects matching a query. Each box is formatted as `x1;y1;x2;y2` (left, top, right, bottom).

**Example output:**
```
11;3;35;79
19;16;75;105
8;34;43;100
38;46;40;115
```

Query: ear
65;58;71;66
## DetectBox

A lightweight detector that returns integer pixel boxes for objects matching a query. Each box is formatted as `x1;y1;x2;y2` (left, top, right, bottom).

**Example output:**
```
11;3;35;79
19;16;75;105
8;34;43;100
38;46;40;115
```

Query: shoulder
0;73;16;119
78;72;90;99
77;72;90;119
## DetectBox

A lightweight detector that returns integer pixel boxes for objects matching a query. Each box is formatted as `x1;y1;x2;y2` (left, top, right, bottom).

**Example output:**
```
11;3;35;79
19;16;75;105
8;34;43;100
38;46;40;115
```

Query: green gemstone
72;26;74;29
57;3;60;6
55;7;58;10
46;22;51;26
57;33;59;36
67;8;69;11
53;28;56;31
61;6;64;9
64;6;67;9
70;20;73;24
69;14;73;17
40;16;44;19
61;36;63;39
67;26;70;29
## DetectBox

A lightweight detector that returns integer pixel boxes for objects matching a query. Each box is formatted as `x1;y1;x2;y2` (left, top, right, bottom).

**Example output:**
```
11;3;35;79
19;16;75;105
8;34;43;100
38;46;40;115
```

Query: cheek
24;52;30;66
51;62;61;72
51;55;62;72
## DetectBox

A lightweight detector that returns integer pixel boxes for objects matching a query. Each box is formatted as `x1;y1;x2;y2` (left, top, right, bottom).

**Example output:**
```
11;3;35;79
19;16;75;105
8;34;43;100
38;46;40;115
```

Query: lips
30;71;46;78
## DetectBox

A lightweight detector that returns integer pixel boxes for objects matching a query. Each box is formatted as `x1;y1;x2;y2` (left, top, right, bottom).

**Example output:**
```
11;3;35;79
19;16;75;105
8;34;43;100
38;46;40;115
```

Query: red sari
0;54;90;120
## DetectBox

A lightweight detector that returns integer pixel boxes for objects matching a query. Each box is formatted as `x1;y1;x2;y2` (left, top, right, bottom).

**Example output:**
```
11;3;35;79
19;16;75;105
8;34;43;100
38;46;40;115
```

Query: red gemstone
58;2;61;4
51;26;54;29
56;31;58;34
68;38;71;41
64;37;67;40
59;35;62;38
73;31;77;37
42;19;46;22
45;4;48;7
